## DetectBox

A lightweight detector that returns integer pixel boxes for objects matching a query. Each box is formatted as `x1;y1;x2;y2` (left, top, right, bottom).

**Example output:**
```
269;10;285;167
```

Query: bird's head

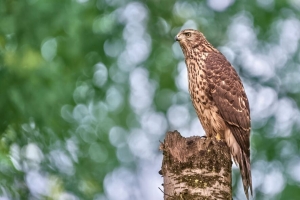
175;29;217;57
175;29;204;43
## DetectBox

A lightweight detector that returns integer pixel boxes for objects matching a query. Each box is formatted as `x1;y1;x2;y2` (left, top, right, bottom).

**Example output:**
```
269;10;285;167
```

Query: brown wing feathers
206;53;251;155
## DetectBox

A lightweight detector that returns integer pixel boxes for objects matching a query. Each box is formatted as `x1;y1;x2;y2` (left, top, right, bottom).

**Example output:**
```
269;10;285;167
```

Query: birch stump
159;131;232;200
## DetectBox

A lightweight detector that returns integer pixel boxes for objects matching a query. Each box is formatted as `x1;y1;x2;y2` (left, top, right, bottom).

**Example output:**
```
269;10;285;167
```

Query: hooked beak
175;35;180;41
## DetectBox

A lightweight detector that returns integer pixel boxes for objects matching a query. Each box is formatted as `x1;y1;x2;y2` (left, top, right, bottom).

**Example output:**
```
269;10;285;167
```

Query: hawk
175;29;252;199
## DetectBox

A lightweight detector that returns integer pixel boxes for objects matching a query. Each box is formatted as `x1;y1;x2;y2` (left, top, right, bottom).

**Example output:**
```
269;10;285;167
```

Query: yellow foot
215;133;221;141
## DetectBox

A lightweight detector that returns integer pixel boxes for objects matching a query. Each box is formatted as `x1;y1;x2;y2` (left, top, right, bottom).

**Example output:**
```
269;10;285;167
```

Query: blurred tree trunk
159;131;232;200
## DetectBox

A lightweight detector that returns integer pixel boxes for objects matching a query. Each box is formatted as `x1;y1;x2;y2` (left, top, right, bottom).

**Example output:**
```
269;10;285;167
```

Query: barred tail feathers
239;150;252;199
225;129;252;199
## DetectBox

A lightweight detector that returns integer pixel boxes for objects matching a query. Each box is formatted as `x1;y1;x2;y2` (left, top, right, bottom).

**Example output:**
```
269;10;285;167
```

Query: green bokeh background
1;0;300;199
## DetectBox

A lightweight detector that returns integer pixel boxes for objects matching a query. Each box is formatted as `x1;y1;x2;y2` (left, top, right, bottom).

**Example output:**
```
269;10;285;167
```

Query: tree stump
159;131;232;200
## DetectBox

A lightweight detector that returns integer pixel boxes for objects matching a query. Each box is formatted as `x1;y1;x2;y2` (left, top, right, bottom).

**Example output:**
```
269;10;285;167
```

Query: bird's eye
185;32;191;37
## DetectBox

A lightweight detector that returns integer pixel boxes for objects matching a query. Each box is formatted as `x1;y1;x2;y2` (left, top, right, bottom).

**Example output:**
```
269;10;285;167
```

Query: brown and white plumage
175;29;252;199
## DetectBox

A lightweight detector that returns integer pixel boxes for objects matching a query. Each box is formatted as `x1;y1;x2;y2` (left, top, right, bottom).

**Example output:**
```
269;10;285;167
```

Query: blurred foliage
0;0;300;199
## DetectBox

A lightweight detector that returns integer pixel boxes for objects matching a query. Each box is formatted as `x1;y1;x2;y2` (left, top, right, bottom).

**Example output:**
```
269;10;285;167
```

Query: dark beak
175;35;179;41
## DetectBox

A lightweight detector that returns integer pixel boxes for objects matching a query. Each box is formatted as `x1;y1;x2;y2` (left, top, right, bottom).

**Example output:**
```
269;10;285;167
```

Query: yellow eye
185;32;191;37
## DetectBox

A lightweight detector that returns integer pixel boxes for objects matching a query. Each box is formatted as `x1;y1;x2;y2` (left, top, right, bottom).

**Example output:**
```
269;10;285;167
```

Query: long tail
238;150;252;199
226;131;252;199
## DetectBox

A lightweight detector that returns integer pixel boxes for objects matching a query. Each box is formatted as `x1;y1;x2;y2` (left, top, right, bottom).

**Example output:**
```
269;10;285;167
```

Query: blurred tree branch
160;131;232;199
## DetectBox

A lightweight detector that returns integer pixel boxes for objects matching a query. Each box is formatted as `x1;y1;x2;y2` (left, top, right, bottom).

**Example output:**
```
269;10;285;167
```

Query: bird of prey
175;29;252;199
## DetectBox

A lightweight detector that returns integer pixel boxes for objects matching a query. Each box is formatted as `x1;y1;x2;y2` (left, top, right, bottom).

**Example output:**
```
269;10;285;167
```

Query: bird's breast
187;60;210;108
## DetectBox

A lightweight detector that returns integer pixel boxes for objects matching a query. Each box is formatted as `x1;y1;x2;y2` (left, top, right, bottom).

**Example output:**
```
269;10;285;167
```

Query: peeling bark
159;131;232;200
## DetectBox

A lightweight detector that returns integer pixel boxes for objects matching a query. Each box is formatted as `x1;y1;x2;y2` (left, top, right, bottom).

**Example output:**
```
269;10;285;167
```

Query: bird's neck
180;41;218;59
193;41;219;53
